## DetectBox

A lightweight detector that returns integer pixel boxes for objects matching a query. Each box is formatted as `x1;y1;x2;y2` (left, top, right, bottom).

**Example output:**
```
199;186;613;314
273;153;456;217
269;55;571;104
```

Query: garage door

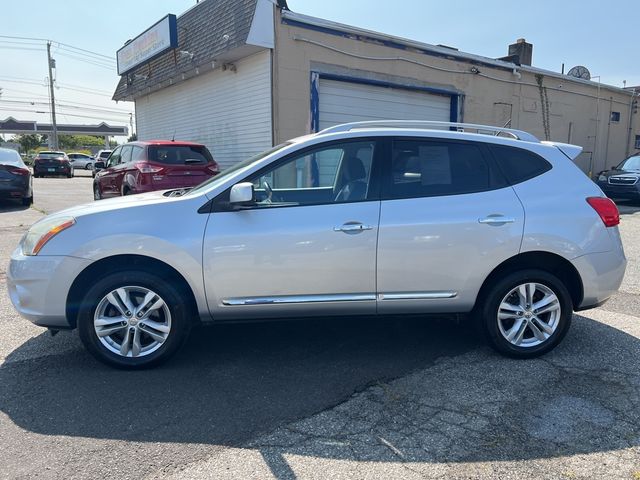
317;78;453;131
136;51;272;169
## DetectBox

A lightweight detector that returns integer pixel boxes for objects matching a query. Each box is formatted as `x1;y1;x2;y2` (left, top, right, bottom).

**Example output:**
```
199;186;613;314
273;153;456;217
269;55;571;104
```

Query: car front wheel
480;269;572;358
77;270;191;369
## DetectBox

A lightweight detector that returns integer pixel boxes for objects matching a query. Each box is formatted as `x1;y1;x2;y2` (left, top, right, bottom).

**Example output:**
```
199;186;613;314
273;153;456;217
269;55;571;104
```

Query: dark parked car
596;152;640;203
33;151;74;178
93;140;219;199
0;147;33;206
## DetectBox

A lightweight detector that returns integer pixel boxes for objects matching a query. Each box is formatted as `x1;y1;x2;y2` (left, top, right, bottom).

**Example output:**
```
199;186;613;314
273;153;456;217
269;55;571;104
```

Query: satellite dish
567;65;591;80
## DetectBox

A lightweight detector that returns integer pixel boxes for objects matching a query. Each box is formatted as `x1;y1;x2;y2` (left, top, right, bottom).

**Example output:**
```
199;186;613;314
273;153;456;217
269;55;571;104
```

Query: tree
12;134;42;153
58;134;108;150
128;133;137;142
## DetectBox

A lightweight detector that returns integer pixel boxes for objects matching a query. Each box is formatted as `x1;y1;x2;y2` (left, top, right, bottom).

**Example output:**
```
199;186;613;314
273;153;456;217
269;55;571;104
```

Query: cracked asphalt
0;173;639;479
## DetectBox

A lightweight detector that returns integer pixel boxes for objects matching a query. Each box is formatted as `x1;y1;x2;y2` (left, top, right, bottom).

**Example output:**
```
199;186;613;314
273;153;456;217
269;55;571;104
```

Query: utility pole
46;41;58;149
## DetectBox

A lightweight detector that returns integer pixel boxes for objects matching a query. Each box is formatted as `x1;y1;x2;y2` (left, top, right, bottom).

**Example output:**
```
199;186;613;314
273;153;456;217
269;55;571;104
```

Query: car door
112;145;133;195
376;137;525;314
203;138;382;320
98;146;122;197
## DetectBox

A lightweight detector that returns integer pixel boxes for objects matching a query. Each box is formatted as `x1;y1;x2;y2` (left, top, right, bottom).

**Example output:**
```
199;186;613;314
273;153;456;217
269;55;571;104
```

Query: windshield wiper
164;187;193;197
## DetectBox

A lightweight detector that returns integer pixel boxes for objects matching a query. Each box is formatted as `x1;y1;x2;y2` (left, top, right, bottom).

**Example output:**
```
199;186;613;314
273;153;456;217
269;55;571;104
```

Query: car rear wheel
77;271;191;369
21;194;33;206
480;269;572;358
85;163;93;170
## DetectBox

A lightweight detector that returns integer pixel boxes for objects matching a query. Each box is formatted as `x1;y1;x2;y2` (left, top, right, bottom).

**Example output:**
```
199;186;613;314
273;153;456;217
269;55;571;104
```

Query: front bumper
572;247;627;310
597;181;640;201
7;249;91;328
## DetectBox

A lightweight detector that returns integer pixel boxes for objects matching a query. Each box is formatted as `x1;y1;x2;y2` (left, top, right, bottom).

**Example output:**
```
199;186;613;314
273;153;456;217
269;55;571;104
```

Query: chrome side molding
222;293;377;306
377;292;458;301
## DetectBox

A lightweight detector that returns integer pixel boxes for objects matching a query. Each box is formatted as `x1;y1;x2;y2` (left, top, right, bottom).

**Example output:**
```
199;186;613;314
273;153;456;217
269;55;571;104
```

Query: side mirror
94;161;105;170
229;182;255;205
611;166;617;170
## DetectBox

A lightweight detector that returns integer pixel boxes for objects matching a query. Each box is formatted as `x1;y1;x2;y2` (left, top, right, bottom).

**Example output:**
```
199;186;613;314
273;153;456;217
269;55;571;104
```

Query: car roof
37;151;65;155
129;140;206;147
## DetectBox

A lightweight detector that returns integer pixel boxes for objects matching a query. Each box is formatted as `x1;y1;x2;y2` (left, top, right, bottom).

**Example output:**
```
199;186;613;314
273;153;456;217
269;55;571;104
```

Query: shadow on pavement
0;313;638;464
0;199;29;213
0;316;475;442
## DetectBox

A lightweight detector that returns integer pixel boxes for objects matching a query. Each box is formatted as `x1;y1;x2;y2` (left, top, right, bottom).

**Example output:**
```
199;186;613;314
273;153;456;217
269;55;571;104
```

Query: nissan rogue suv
7;121;627;369
93;141;219;198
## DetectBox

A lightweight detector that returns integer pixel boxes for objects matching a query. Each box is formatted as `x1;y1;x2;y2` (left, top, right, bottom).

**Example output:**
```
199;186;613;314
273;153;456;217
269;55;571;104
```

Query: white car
68;153;95;170
7;121;627;369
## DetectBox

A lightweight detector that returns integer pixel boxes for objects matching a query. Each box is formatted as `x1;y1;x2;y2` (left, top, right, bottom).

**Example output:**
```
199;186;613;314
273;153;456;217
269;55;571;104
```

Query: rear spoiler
541;141;583;161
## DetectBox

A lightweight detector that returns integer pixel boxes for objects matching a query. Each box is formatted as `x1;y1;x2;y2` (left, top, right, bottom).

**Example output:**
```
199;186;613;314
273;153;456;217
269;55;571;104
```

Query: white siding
319;79;452;130
136;51;272;168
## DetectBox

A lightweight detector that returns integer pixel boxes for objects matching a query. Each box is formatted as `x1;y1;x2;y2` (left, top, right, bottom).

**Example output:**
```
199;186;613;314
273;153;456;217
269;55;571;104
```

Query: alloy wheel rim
93;286;171;358
497;282;561;348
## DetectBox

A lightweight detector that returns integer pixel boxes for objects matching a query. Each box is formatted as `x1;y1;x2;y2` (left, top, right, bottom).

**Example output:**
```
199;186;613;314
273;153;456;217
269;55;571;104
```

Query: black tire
21;195;33;206
67;171;73;178
85;164;93;170
479;269;572;359
93;183;101;200
77;270;192;369
122;186;131;196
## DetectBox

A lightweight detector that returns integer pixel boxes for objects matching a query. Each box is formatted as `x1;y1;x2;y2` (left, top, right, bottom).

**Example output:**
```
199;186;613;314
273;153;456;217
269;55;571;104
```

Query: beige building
113;0;638;175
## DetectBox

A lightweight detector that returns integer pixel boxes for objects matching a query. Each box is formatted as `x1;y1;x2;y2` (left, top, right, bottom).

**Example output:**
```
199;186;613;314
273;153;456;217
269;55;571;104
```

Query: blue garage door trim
310;71;462;133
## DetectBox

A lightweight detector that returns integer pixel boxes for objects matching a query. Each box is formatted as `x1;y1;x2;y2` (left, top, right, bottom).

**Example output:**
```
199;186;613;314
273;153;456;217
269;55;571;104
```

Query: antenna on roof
171;128;176;142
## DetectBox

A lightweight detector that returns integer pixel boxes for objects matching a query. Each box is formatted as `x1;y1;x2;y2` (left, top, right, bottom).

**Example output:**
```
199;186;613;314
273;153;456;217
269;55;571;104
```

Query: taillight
587;197;620;227
207;165;219;175
8;167;29;176
135;161;164;174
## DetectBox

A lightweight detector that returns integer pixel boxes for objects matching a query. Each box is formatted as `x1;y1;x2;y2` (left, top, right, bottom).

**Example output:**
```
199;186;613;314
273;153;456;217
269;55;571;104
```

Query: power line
0;99;132;116
56;51;115;71
1;95;132;114
0;35;114;62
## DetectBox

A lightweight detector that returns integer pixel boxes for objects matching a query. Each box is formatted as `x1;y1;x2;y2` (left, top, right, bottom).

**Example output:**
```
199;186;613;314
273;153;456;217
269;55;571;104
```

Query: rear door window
148;145;213;165
489;144;552;184
387;139;505;199
120;146;133;164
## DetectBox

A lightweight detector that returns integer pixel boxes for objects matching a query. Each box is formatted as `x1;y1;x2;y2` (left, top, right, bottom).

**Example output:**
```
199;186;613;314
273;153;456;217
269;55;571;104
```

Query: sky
1;0;637;143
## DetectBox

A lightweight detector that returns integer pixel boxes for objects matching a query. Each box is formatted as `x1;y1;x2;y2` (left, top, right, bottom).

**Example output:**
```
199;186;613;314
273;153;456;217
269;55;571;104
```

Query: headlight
598;175;607;182
21;216;76;256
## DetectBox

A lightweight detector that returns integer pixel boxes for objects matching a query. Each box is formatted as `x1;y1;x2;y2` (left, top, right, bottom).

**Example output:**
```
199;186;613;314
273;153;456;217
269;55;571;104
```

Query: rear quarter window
148;145;213;165
489;144;552;184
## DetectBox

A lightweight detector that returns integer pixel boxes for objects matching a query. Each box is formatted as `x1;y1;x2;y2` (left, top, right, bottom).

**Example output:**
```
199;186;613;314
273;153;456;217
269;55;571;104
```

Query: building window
635;135;640;150
610;111;621;122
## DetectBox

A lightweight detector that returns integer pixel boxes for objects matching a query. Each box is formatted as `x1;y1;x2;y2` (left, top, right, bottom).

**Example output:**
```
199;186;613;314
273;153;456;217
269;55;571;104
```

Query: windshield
186;142;293;196
618;155;640;171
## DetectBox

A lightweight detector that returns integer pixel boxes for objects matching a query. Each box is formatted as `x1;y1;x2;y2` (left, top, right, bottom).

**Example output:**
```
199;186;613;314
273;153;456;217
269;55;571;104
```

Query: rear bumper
0;182;29;198
572;248;627;310
34;165;71;175
7;249;91;328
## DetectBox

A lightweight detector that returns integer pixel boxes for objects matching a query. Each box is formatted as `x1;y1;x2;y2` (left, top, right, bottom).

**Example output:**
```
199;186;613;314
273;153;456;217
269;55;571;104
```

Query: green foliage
11;134;43;153
58;134;106;150
128;133;137;142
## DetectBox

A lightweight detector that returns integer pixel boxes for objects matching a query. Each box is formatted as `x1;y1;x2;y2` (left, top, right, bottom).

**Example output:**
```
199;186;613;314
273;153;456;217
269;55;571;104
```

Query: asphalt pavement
0;174;639;479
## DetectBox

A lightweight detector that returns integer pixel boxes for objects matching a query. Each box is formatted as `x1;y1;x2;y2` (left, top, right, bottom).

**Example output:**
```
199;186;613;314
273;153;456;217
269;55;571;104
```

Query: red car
93;141;219;199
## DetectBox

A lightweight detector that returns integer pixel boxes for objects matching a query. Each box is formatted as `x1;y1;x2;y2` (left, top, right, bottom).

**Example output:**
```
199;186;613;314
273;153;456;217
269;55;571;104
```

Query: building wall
273;11;638;175
135;50;272;169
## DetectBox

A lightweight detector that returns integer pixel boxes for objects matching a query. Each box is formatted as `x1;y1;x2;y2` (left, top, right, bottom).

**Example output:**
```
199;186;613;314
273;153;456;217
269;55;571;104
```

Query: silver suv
7;121;627;369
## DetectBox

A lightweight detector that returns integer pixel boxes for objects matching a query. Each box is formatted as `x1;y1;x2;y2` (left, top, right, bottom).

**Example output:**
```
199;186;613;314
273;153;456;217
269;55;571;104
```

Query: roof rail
319;121;540;143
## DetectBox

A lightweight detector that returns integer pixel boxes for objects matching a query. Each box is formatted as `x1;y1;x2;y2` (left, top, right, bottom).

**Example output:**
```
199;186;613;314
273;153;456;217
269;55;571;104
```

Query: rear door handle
334;222;373;234
478;216;516;225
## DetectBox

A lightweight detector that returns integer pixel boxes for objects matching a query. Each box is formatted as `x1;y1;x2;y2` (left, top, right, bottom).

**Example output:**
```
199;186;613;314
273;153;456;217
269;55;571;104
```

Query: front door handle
334;222;373;234
478;215;516;225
